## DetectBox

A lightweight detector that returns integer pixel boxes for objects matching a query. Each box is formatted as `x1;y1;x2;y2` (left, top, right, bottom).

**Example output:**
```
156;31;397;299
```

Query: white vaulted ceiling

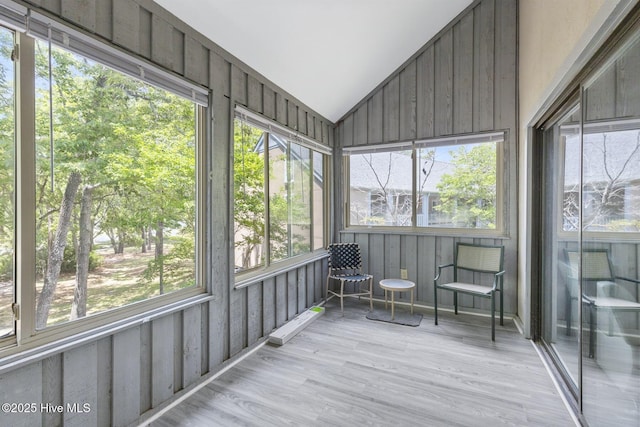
153;0;473;122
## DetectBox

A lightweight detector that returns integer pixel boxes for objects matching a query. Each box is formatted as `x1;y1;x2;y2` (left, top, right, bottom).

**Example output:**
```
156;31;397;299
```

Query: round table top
379;278;416;291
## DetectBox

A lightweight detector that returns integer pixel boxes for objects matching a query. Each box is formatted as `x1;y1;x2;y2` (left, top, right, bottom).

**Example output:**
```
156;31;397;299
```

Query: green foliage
436;143;497;228
60;246;101;274
141;235;195;287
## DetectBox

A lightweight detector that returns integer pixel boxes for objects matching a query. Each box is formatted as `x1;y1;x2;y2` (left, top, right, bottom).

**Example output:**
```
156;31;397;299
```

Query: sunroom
0;0;639;426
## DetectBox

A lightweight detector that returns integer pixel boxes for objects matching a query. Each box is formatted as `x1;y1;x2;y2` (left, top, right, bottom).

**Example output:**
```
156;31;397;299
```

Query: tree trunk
116;229;125;254
155;220;164;294
141;227;146;253
71;184;96;321
36;172;82;329
147;227;153;251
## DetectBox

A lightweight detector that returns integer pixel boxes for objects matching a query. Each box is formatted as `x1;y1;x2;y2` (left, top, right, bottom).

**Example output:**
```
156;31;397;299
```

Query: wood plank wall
0;0;331;426
334;0;518;314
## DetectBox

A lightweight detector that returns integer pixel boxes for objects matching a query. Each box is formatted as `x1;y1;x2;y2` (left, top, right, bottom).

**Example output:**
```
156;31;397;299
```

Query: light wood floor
149;298;575;426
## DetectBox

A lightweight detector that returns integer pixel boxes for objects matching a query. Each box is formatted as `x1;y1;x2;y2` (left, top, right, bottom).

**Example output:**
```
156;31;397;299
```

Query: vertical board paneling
436;237;456;306
200;304;209;375
209;91;230;368
403;235;418;297
417;235;437;304
416;46;435;138
183;305;202;387
210;53;230;97
473;0;495;131
112;327;140;427
112;0;140;53
369;234;385;296
368;91;383;144
383;76;400;142
297;266;307;313
494;0;517;130
263;86;276;120
276;93;287;125
185;36;209;87
263;277;276;335
306;262;315;307
63;343;98;427
453;13;474;134
231;65;247;105
247;283;263;345
354;104;368;145
41;355;63;427
229;287;247;357
385;235;401;286
298;109;307;135
399;61;417;141
138;7;152;59
95;0;113;40
173;313;183;393
316;259;325;302
287;269;298;320
288;101;298;130
139;322;152;414
434;30;453;136
96;337;112;427
342;115;354;147
0;363;42;427
151;15;180;73
152;315;174;408
61;0;96;32
247;75;262;113
276;274;288;327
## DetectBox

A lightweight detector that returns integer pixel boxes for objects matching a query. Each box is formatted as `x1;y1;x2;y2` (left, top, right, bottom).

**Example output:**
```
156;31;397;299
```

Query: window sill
0;289;211;373
341;226;511;239
234;250;329;289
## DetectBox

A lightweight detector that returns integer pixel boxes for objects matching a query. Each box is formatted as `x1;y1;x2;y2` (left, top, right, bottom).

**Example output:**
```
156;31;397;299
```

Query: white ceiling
154;0;473;122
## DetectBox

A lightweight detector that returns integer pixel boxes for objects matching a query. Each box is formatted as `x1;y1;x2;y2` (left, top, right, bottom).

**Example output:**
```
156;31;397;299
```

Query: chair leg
434;285;438;325
369;278;373;311
499;288;504;326
325;275;330;306
566;292;572;336
454;292;458;315
491;293;496;341
340;280;345;315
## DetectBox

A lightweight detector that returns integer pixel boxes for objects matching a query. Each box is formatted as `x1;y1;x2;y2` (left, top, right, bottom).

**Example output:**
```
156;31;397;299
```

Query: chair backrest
327;243;363;270
455;243;504;274
564;249;614;281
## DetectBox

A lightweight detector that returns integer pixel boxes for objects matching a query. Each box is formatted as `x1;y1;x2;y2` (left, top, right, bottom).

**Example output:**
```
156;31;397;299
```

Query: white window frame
344;131;506;236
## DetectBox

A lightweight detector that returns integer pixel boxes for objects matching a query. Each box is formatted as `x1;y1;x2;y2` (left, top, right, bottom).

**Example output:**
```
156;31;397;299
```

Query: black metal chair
326;243;373;314
434;243;505;341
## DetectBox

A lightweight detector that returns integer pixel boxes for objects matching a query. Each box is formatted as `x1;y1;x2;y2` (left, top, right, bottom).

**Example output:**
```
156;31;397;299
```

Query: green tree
436;143;496;228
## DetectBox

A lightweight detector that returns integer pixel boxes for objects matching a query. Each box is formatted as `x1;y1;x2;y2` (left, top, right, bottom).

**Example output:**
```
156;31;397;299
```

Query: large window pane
417;142;497;229
289;142;311;256
34;40;197;329
349;151;413;227
0;27;14;338
233;119;265;272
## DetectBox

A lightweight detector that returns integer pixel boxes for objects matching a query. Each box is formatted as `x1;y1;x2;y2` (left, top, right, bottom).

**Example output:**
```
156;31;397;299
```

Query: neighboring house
561;127;640;231
349;151;456;227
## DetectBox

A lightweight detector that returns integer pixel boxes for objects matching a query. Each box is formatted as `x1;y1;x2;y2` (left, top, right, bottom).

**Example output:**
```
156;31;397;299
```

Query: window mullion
15;32;36;342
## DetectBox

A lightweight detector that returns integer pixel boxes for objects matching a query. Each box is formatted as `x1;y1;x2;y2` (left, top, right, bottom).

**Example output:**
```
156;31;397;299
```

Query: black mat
366;309;423;326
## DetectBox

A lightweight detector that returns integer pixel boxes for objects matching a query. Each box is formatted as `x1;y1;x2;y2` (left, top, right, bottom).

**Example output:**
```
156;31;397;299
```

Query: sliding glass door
539;22;640;426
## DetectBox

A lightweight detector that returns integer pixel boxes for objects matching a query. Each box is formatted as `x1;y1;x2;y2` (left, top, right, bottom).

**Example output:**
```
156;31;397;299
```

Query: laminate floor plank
150;298;574;426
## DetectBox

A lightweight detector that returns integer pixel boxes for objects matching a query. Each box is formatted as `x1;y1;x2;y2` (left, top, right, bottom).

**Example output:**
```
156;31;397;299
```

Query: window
32;40;200;329
0;26;15;339
0;15;206;351
233;111;328;275
346;133;502;230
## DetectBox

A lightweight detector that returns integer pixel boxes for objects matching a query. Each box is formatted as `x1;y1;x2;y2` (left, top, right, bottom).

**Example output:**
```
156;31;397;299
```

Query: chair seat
438;282;494;296
586;296;640;310
328;273;373;282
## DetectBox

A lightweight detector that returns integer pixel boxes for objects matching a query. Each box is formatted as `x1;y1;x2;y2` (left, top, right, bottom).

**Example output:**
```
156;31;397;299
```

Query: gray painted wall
334;0;518;315
0;0;331;426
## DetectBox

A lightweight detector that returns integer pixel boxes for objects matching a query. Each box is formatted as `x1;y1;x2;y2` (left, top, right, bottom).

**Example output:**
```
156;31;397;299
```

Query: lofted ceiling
153;0;473;122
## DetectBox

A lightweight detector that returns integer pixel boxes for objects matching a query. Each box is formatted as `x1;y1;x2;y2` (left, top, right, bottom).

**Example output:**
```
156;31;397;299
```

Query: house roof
349;151;453;193
563;128;640;186
152;0;473;122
